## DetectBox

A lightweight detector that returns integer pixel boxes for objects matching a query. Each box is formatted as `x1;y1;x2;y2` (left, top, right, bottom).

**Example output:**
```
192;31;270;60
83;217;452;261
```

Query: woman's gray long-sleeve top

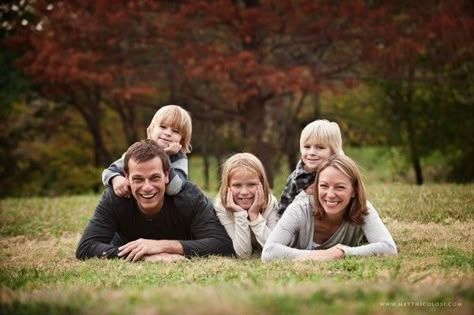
262;191;397;262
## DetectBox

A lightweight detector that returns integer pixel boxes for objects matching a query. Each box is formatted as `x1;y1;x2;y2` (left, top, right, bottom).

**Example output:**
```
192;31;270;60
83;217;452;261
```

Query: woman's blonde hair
300;119;344;155
149;105;192;153
218;153;271;211
313;154;368;224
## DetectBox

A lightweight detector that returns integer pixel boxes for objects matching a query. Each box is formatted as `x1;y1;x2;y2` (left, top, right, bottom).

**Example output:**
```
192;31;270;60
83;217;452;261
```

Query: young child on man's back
277;119;344;216
102;104;192;197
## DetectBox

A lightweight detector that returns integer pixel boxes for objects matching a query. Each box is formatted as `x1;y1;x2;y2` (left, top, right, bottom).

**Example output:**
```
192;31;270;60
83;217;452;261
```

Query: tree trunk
403;66;423;185
241;96;276;186
412;152;423;185
215;154;223;187
203;154;210;191
404;110;423;185
286;151;298;172
115;103;139;145
74;102;111;167
201;123;210;190
87;111;112;167
283;93;308;173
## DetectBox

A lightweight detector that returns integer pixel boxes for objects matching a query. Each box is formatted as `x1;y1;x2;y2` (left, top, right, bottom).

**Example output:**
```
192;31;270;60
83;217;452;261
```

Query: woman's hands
295;244;345;261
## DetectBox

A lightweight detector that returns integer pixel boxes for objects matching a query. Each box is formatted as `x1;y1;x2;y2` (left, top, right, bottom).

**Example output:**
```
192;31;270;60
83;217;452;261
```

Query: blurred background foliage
0;0;472;197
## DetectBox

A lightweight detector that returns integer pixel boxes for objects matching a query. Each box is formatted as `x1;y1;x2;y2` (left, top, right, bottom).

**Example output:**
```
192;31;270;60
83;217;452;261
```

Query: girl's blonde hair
149;105;192;153
313;154;368;224
299;119;344;155
218;153;271;211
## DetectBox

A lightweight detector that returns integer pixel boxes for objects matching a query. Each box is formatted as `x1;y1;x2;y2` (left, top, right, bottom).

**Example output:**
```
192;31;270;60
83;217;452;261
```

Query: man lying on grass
76;139;234;262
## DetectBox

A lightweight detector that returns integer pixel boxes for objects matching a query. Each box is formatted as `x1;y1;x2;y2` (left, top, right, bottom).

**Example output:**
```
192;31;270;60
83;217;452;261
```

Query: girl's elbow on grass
234;246;252;258
261;245;274;263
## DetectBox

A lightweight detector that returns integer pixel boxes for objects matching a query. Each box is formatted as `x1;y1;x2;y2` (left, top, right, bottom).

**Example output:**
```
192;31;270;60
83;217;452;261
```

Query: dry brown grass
1;186;473;314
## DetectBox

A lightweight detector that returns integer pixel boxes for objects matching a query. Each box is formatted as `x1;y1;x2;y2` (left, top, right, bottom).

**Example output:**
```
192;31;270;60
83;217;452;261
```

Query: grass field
187;146;452;196
1;182;473;315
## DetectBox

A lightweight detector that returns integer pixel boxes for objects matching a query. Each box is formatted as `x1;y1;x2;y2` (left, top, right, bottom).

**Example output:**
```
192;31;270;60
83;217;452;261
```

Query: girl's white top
214;194;280;257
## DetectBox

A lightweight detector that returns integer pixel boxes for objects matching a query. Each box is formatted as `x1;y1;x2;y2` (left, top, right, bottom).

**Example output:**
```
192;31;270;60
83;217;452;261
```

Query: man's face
126;157;169;216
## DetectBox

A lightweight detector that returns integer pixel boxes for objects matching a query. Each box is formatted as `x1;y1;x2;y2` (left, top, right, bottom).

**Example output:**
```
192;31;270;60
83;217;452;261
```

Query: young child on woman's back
277;119;344;216
102;104;192;197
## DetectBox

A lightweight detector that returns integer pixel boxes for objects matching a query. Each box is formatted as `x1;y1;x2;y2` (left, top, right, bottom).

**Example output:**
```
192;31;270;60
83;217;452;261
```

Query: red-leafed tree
7;0;160;166
156;0;398;184
6;0;471;188
157;0;473;184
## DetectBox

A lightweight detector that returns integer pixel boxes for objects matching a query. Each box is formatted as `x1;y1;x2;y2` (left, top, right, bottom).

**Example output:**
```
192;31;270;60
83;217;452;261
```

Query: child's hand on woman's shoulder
304;183;314;195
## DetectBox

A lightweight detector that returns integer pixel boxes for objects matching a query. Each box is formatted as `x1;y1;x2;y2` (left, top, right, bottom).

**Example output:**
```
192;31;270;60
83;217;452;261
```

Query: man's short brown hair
124;139;171;174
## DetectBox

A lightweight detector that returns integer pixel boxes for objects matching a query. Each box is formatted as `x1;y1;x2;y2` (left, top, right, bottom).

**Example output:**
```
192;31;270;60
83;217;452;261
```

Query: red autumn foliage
6;0;472;181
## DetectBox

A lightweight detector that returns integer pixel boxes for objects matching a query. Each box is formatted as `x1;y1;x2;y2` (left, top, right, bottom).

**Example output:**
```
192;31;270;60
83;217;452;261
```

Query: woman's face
228;167;260;210
317;166;354;218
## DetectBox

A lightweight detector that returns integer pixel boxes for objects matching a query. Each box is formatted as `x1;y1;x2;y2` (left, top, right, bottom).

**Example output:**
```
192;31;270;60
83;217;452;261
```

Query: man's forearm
117;238;184;262
143;253;187;262
180;237;234;257
156;240;184;255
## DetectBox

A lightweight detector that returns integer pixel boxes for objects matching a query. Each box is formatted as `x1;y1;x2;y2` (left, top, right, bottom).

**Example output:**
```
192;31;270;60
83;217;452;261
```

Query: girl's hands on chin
248;184;264;220
225;189;245;212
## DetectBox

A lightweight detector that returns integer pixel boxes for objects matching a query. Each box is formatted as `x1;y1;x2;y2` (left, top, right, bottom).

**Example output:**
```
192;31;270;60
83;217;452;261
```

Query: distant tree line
0;0;472;196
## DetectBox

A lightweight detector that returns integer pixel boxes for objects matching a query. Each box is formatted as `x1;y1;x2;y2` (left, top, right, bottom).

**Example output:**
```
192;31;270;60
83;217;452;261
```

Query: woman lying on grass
262;154;397;262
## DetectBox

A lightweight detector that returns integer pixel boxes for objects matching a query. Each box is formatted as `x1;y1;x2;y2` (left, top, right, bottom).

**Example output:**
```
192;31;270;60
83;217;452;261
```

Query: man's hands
117;238;184;262
111;176;131;198
118;238;160;262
